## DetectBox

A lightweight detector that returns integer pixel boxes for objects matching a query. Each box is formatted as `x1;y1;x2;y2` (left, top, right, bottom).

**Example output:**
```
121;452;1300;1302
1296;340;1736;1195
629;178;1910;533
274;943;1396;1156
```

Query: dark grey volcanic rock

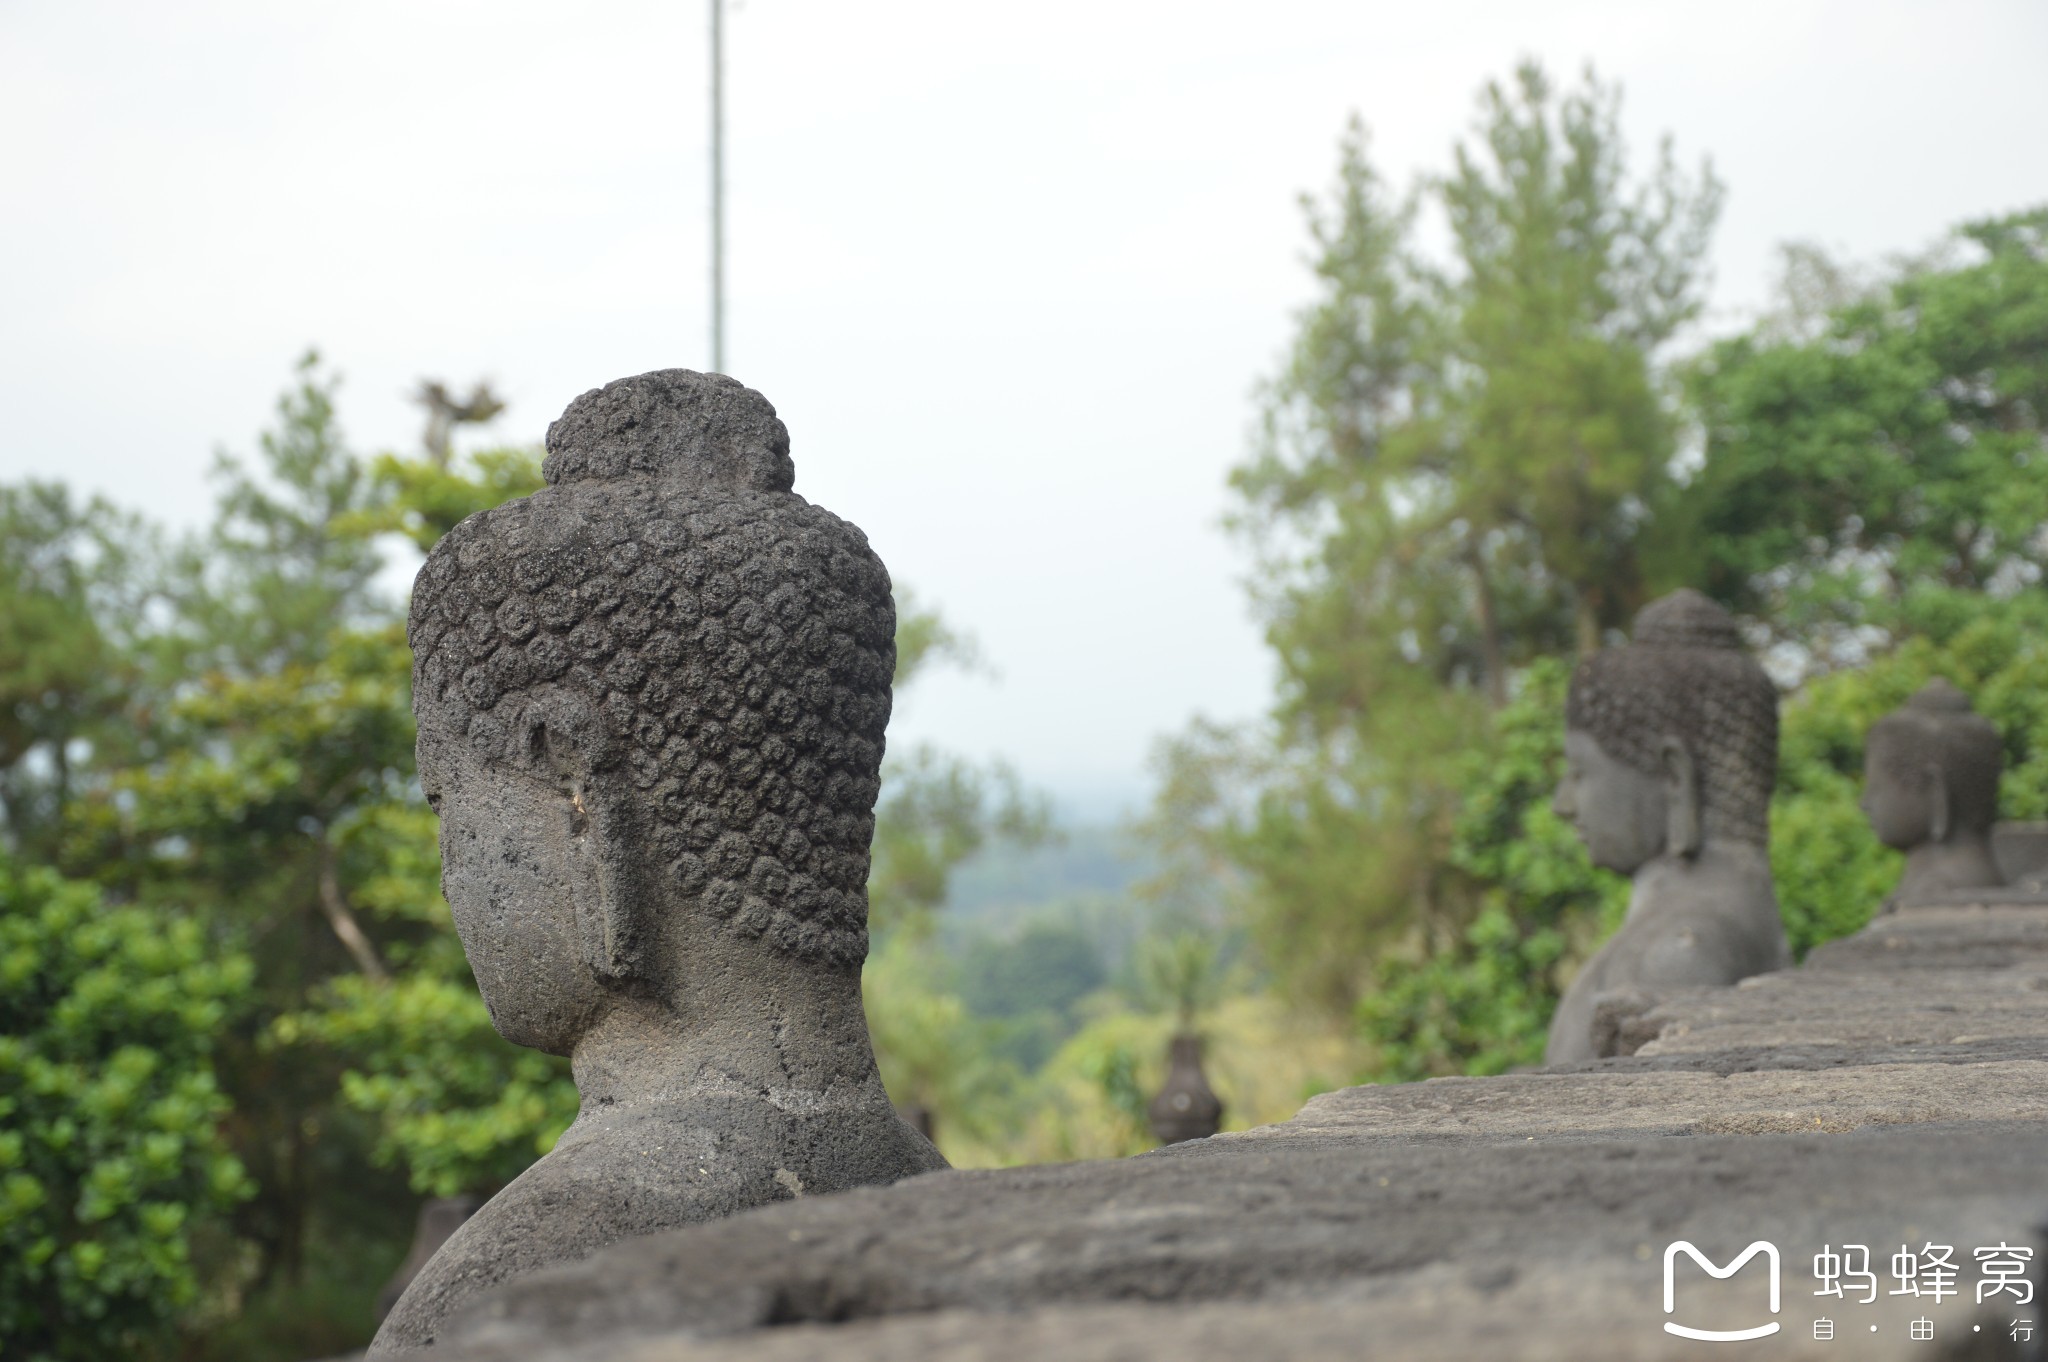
379;400;2048;1362
436;1122;2048;1362
1864;679;2007;907
1806;902;2048;972
373;371;944;1354
1547;591;1790;1063
420;901;2048;1362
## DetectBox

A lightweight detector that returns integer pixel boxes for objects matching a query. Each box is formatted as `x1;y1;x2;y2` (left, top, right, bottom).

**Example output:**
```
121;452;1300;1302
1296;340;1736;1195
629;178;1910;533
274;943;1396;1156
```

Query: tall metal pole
709;0;725;373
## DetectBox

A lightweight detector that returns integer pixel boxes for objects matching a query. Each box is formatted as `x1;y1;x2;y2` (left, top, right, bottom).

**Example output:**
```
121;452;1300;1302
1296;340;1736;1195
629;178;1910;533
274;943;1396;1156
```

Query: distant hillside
940;823;1155;927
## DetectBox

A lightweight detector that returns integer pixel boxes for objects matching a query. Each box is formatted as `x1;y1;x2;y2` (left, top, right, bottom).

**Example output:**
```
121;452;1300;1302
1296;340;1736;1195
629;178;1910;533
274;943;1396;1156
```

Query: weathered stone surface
1147;1033;1223;1145
417;902;2048;1362
1864;679;2007;908
375;447;2048;1362
1547;591;1790;1063
439;1290;2047;1362
376;1197;477;1324
1628;973;2048;1062
435;1122;2048;1361
1994;821;2048;884
373;371;945;1354
1806;903;2048;973
1255;1060;2048;1141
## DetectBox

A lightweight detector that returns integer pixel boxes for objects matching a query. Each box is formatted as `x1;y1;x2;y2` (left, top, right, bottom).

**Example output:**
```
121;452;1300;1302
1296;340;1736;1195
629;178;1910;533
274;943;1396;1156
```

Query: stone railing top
424;901;2048;1362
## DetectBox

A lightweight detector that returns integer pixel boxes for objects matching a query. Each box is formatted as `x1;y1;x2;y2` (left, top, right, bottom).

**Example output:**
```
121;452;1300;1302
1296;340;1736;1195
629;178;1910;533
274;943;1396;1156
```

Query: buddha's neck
1897;833;2003;902
567;967;879;1112
1654;838;1768;871
1628;839;1768;909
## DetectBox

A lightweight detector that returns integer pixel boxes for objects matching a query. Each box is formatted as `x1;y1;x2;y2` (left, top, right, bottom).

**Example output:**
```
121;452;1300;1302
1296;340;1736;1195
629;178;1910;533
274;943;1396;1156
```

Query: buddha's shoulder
369;1128;758;1353
1613;897;1786;983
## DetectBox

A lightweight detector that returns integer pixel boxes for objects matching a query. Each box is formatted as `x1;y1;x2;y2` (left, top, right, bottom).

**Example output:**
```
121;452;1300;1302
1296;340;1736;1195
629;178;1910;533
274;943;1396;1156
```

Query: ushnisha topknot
409;369;894;968
1630;589;1746;651
1565;589;1778;846
542;369;797;493
1867;678;2003;834
1900;676;1981;716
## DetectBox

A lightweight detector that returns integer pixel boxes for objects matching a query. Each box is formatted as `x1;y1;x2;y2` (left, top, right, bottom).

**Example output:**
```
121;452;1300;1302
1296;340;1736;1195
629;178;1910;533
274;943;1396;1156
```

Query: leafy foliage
862;936;1020;1148
0;484;154;863
0;357;559;1353
1163;61;1720;1021
867;591;1051;937
1354;603;2048;1081
171;353;387;676
868;745;1049;936
1684;208;2048;662
1163;59;2048;1092
1356;660;1623;1081
0;862;253;1361
275;976;576;1199
357;447;543;554
1771;607;2048;952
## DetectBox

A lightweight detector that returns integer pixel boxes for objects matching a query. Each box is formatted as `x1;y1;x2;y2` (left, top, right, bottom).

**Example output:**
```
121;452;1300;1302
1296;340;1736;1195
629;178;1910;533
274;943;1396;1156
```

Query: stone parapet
416;900;2048;1361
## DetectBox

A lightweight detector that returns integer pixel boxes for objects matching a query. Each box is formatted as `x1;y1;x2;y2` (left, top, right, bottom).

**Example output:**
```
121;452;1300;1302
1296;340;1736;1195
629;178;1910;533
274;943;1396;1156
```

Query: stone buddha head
1553;590;1778;875
407;369;894;1056
1861;679;2001;855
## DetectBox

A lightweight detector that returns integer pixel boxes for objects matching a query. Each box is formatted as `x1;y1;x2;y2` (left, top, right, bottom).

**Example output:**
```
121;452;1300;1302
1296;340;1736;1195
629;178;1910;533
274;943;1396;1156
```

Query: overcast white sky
4;1;2046;820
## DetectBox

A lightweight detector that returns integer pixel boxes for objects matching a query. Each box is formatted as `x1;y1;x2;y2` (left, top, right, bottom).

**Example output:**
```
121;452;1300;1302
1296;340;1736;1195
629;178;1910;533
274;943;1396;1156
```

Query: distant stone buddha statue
1148;1034;1223;1145
1544;590;1790;1065
371;370;947;1354
1862;679;2006;909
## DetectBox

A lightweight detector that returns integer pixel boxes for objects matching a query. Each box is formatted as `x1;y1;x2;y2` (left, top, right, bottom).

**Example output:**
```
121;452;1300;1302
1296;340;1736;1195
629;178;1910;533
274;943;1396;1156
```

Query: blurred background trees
0;865;252;1362
1162;61;1723;1031
1155;62;2048;1081
1;56;2044;1362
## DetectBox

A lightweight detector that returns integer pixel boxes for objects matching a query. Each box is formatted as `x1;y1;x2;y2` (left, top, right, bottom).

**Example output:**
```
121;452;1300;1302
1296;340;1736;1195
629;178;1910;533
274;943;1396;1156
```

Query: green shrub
1357;613;2048;1079
0;863;253;1361
276;974;577;1199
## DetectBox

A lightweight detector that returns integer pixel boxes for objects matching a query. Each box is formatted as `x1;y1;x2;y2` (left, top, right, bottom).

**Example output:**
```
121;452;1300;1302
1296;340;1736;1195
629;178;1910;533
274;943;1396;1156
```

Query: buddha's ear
564;786;648;984
520;696;646;985
1925;760;1952;844
1660;735;1701;858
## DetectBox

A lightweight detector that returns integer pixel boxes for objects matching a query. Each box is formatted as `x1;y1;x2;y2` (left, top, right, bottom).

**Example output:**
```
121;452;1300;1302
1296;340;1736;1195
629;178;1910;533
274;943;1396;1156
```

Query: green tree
0;860;254;1361
1683;207;2048;665
1235;64;1719;721
169;353;387;676
262;449;573;1208
1159;61;1719;1019
861;937;1018;1151
61;360;427;1328
0;485;153;863
1355;660;1622;1080
358;447;542;555
1437;63;1720;658
1349;206;2048;1077
859;590;1052;1148
866;590;1050;936
33;358;546;1356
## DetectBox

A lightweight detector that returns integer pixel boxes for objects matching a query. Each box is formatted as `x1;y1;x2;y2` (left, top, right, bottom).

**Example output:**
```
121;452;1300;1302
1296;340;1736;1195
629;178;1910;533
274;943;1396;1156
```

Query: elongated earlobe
1661;736;1701;858
1925;760;1951;844
526;703;645;985
564;784;645;984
